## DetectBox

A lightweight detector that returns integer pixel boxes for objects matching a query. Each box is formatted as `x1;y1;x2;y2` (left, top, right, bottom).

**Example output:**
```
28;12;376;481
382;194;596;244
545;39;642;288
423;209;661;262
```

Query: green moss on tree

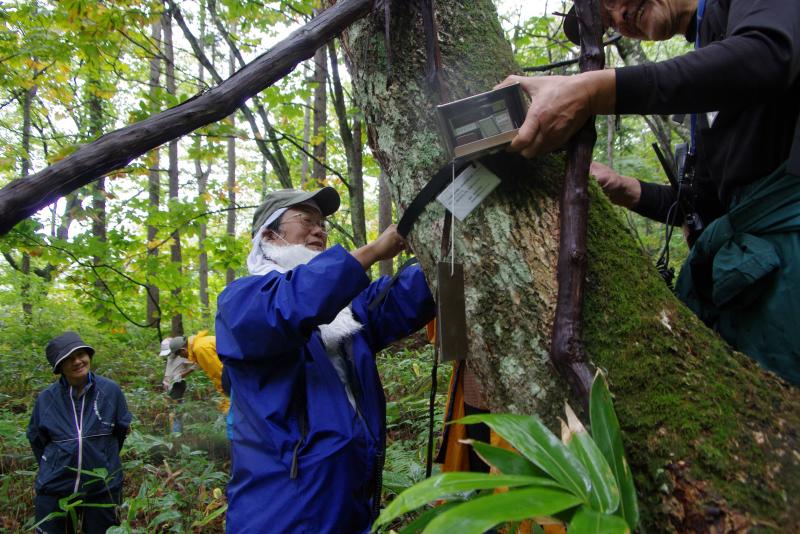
584;183;800;528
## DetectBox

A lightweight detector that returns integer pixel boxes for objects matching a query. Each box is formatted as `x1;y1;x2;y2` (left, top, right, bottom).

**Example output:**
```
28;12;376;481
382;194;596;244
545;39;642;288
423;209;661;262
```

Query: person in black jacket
27;332;132;533
496;0;800;384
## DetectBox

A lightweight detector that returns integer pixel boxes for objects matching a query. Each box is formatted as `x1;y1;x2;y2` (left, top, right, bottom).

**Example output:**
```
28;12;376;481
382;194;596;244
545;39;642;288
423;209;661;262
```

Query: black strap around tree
367;151;527;312
397;159;469;238
396;151;529;239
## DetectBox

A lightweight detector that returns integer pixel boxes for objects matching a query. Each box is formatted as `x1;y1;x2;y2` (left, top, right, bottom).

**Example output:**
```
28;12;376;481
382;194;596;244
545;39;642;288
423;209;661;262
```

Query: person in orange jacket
169;331;229;413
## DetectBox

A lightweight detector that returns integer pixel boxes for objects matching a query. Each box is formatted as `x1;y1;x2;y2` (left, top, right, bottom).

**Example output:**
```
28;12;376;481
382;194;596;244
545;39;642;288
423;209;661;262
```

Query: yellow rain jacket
187;331;229;413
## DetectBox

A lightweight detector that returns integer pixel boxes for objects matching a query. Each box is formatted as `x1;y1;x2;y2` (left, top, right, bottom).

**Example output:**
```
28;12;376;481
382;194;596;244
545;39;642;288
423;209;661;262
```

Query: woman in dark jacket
27;332;132;533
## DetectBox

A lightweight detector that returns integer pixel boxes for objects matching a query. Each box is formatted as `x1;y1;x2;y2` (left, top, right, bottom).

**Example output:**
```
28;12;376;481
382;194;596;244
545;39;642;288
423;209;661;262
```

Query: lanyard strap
690;0;707;155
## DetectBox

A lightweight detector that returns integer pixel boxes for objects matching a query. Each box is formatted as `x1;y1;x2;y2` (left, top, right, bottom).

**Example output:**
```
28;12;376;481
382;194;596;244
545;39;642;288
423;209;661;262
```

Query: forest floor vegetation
0;302;446;532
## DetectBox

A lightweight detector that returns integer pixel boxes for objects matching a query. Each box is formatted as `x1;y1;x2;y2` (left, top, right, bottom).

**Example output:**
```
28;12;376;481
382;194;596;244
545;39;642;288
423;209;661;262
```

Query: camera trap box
436;83;527;161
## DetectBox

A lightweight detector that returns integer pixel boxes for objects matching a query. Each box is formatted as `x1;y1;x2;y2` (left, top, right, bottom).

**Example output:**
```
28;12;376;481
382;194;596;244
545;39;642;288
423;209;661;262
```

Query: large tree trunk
340;1;800;530
378;170;393;277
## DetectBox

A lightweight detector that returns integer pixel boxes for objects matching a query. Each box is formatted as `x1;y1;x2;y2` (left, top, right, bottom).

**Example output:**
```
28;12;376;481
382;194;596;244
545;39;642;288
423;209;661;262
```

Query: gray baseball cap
251;187;340;237
169;336;187;354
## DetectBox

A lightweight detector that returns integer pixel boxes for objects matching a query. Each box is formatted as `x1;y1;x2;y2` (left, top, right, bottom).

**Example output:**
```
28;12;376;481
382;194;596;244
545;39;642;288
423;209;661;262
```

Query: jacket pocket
36;443;73;494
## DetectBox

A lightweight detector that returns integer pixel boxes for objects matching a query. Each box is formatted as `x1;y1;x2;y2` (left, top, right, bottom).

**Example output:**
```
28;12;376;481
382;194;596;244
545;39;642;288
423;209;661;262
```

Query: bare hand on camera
495;71;617;158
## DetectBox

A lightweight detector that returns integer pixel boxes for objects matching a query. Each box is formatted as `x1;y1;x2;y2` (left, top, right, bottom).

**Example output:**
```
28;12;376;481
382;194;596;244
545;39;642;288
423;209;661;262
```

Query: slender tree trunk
147;19;162;329
226;41;237;286
312;26;327;186
21;253;32;318
301;64;312;187
88;86;110;322
196;0;210;318
163;6;183;337
261;155;268;199
328;40;366;246
57;194;79;241
378;170;393;277
20;84;35;319
350;118;366;246
340;1;800;530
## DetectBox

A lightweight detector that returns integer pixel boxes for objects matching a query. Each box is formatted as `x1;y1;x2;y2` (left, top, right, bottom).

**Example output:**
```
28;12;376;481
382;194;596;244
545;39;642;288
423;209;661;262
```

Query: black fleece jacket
614;0;800;225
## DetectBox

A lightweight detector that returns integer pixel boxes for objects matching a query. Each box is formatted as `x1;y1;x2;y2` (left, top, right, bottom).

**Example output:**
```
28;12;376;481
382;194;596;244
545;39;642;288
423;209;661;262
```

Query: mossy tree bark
339;1;800;530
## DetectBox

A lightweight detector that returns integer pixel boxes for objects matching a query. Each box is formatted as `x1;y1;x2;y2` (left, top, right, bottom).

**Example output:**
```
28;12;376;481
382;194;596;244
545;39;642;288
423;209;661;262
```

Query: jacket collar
59;371;95;397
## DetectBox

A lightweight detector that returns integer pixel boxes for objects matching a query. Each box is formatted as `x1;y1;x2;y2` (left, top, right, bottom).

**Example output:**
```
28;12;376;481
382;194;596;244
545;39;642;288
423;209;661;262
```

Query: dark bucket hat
562;5;610;46
251;186;340;237
46;331;95;374
563;6;581;45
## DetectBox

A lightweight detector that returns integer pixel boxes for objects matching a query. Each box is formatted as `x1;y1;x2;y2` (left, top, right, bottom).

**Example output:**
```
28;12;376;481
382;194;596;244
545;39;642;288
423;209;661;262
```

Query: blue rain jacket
27;373;132;496
216;245;435;533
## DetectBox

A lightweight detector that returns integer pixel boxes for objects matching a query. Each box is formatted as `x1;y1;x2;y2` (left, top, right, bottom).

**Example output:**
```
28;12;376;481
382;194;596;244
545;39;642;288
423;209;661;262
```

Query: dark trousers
34;489;121;534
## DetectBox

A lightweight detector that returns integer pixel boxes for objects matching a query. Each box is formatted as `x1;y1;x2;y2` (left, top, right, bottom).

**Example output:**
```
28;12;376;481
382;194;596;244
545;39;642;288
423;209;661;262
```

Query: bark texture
378;170;393;277
340;1;800;530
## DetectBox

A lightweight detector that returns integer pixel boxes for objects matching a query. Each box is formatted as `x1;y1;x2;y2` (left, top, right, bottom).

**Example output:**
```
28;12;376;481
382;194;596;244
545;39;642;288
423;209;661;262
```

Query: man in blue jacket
216;186;436;533
28;332;132;533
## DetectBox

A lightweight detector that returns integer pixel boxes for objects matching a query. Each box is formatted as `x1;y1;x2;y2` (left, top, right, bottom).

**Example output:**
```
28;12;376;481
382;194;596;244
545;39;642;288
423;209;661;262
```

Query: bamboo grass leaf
466;439;548;478
423;486;582;534
589;374;639;530
458;413;592;503
568;506;630;534
562;404;620;513
397;501;461;534
373;472;559;531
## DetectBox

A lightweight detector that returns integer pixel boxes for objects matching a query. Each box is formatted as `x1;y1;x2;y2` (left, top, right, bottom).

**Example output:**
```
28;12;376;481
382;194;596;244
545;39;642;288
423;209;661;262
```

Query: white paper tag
436;163;501;221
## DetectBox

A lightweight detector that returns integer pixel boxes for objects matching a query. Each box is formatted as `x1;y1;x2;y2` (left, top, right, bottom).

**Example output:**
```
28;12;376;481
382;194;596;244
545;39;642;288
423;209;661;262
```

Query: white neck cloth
247;235;362;353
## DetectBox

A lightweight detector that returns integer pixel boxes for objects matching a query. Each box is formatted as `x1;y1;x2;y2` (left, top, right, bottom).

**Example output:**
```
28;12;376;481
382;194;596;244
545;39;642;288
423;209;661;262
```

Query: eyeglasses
279;212;328;234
